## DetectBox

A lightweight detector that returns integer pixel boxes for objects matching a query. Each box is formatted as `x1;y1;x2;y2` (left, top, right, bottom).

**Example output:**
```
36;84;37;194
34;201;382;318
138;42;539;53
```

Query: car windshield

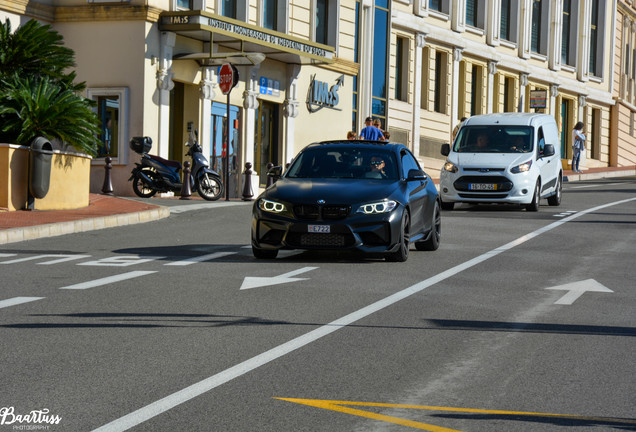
454;126;534;153
285;146;399;180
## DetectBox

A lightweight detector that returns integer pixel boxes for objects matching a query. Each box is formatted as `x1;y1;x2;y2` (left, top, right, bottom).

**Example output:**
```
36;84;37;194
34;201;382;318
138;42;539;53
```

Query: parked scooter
128;131;223;201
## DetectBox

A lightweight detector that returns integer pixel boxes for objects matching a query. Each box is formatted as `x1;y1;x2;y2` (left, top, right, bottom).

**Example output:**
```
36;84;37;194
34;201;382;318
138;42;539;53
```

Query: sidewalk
1;165;635;245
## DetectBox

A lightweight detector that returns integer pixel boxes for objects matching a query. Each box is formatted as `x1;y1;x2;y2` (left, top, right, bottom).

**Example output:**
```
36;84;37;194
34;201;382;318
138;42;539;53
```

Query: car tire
525;180;541;212
415;201;441;251
252;246;278;259
440;199;454;211
386;210;410;262
547;176;562;206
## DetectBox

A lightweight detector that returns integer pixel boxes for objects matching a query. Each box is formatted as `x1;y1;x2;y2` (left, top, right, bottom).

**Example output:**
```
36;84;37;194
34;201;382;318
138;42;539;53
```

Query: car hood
263;178;401;205
450;152;532;169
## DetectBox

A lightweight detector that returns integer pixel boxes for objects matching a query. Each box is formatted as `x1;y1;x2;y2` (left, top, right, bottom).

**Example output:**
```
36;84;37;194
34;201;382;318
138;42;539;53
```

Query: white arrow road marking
546;279;613;305
0;297;44;310
60;271;157;290
240;267;318;290
0;254;91;265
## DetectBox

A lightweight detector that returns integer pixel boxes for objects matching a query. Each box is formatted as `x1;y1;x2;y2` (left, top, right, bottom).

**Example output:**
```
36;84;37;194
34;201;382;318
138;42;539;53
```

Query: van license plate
469;183;497;191
308;225;330;233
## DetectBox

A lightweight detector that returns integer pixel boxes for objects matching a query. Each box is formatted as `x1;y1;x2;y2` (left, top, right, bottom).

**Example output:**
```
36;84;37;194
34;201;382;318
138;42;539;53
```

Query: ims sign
307;74;344;113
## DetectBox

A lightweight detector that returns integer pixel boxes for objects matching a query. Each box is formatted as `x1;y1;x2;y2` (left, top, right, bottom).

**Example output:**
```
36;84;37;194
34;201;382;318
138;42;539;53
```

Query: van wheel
526;180;541;212
547;177;562;206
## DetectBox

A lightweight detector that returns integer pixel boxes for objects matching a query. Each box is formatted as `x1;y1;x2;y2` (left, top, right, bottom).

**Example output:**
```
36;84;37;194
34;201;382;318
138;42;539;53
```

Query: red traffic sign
219;63;239;95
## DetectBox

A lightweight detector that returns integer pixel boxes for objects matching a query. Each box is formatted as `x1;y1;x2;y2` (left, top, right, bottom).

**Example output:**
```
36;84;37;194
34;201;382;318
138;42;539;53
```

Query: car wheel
525;180;541;212
547;176;562;206
386;210;410;262
252;245;278;259
440;199;454;211
415;201;441;251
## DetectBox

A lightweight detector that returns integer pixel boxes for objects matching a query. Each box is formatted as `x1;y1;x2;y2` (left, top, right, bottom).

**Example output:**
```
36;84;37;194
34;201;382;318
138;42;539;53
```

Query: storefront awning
159;11;335;65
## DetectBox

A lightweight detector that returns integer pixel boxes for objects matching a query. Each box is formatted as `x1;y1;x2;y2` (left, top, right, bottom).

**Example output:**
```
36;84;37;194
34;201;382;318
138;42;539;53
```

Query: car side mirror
441;143;450;156
267;165;283;181
407;169;427;181
542;144;555;157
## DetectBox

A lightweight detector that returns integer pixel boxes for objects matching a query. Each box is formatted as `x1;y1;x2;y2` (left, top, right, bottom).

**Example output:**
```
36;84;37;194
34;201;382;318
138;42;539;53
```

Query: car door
537;124;558;195
400;149;429;236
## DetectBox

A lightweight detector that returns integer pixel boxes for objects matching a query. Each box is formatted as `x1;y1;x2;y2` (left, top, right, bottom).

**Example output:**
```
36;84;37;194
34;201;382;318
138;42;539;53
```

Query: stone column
412;33;426;157
157;31;175;160
487;61;498;113
550;84;559;116
451;48;463;131
283;64;300;165
242;64;261;194
519;73;529;112
198;67;217;159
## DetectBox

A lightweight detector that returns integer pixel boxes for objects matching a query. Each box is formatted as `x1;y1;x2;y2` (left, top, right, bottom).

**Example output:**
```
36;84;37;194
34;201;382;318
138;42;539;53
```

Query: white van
439;113;562;211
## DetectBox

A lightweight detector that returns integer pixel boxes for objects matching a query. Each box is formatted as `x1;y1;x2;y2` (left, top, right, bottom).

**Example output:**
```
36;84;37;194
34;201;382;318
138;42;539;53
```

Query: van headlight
258;198;286;213
443;162;458;173
356;200;397;215
511;160;532;173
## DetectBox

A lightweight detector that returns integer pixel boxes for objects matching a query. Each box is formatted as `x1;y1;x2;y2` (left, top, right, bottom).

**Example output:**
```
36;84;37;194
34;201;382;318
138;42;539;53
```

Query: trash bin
29;136;54;199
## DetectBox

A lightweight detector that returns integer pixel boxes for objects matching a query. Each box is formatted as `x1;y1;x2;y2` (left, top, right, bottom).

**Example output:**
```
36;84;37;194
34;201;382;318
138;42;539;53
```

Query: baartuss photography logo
0;407;61;430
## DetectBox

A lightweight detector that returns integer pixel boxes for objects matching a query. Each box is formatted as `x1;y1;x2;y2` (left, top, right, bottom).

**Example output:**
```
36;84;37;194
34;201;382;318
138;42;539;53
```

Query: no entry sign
219;63;239;95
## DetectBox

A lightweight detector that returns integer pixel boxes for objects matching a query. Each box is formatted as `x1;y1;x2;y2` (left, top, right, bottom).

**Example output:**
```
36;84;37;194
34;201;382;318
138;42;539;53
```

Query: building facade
1;0;631;198
613;0;636;166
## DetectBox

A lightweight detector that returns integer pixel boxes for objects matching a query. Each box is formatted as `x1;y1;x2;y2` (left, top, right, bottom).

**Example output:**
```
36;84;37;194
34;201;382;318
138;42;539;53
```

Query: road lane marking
275;398;636;431
546;279;613;305
60;271;157;290
554;210;577;218
0;297;45;310
91;196;636;432
0;253;17;259
569;182;623;189
240;267;318;290
0;254;91;265
165;252;237;266
77;256;165;267
168;201;251;214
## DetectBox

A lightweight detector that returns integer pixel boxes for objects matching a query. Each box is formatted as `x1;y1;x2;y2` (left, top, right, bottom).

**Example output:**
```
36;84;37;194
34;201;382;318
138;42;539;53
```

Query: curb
0;206;170;245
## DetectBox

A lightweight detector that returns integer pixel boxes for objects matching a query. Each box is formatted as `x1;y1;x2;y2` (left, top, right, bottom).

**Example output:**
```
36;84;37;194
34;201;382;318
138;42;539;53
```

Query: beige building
379;0;619;173
613;0;636;166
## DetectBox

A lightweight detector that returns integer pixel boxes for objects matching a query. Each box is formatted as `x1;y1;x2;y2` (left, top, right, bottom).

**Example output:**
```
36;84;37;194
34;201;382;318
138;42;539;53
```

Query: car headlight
356;200;397;215
443;162;458;173
511;160;532;173
258;198;286;213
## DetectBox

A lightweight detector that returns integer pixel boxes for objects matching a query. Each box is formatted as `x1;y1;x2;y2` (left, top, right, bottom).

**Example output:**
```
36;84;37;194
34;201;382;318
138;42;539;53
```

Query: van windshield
453;126;534;153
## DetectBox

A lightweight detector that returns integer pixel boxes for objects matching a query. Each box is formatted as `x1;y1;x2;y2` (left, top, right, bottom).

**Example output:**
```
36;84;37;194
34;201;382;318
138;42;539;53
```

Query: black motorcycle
128;131;223;201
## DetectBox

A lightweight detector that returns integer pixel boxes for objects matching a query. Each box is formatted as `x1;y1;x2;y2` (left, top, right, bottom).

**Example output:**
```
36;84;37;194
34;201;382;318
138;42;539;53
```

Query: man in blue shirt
359;117;385;141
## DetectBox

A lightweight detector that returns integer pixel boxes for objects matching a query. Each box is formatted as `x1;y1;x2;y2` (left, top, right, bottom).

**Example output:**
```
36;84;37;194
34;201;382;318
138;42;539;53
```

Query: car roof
304;140;405;152
463;113;554;127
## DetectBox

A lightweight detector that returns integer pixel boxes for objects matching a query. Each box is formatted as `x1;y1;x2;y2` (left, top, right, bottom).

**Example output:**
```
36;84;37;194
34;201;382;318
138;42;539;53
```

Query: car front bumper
251;208;404;254
439;170;536;205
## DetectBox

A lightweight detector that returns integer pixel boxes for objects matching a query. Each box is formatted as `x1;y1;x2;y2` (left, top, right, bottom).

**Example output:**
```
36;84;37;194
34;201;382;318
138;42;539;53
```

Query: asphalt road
1;177;635;432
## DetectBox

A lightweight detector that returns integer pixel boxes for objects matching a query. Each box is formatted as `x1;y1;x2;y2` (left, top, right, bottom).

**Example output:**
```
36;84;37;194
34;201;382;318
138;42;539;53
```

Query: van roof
463;113;555;127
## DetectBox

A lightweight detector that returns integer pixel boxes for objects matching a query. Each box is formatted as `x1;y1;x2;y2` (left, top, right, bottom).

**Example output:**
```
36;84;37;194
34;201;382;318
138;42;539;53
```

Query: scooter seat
148;154;182;171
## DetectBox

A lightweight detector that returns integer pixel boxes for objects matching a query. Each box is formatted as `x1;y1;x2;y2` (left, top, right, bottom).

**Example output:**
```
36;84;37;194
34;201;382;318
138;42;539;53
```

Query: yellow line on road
275;398;636;430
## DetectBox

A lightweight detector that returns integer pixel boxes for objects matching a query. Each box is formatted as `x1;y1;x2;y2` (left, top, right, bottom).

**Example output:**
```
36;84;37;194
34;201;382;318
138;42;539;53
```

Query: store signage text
307;75;344;113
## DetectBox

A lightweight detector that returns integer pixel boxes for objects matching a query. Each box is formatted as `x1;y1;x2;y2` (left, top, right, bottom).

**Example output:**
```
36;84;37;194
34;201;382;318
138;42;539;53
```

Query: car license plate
469;183;497;191
308;224;330;233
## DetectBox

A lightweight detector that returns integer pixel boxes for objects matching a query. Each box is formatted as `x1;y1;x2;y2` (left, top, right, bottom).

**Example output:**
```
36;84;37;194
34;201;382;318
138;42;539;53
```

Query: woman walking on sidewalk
571;122;586;173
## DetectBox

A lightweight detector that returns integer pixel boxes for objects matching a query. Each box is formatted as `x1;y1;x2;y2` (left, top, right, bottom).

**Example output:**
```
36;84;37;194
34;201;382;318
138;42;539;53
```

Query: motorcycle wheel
196;172;223;201
132;169;159;198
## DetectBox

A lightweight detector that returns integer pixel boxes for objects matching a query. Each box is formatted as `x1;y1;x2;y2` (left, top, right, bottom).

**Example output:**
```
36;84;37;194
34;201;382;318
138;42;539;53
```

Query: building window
313;0;338;47
176;0;192;10
588;1;598;75
470;64;483;116
466;0;478;28
421;47;430;110
429;0;449;14
395;37;409;102
500;0;510;40
433;51;447;114
263;0;277;30
531;0;542;53
221;0;248;20
222;0;236;17
372;0;390;121
87;87;128;164
588;0;606;77
561;0;571;64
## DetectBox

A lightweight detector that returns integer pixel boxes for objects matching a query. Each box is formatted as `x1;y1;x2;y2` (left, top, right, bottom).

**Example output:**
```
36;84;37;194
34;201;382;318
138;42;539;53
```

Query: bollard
180;161;192;200
265;163;274;188
242;162;254;201
101;156;114;195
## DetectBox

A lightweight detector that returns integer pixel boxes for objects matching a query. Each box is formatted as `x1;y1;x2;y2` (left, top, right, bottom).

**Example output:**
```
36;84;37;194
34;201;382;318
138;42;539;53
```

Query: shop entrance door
211;102;240;197
560;100;571;159
255;101;280;187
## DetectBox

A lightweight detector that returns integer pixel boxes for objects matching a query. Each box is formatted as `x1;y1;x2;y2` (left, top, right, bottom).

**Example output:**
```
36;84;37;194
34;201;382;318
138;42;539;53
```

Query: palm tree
0;19;99;154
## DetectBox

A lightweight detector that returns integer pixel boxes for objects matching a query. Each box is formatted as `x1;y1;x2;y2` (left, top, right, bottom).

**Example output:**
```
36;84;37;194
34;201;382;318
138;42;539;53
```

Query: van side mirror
441;143;450;156
542;144;555;157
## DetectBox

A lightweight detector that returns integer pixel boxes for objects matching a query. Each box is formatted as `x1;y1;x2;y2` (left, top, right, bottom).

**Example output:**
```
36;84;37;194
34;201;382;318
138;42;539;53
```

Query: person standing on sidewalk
359;117;385;141
571;122;586;173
